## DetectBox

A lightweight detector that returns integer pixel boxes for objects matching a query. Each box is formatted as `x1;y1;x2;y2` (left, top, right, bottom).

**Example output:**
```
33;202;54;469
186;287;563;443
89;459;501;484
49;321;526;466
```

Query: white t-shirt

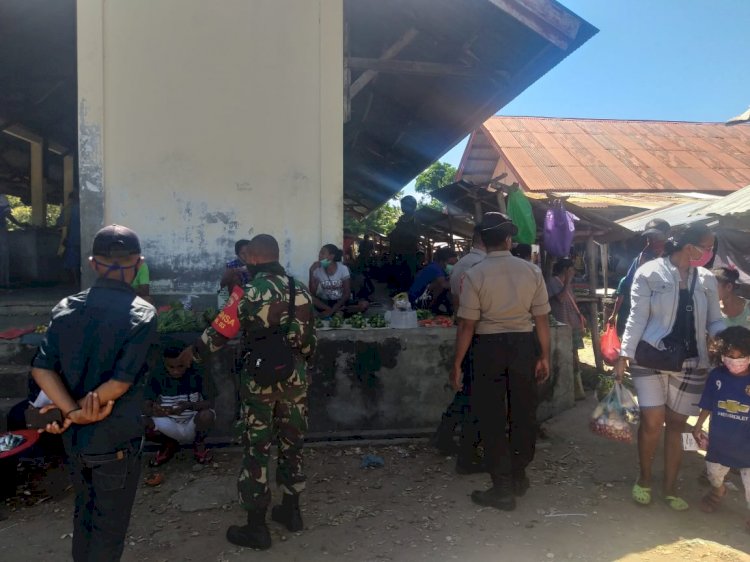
313;263;351;301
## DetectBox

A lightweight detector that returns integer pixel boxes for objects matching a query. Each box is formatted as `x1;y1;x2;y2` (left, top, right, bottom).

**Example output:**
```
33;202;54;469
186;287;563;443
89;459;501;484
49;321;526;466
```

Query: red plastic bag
600;324;621;366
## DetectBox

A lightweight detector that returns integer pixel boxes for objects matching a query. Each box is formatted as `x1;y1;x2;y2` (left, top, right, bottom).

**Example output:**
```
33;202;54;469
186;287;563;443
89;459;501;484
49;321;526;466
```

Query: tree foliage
345;201;402;236
415;161;457;194
7;195;61;229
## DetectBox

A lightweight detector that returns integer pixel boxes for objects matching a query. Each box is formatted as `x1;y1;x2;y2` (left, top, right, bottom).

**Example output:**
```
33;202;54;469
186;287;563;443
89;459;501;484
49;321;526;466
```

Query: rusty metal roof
462;116;750;193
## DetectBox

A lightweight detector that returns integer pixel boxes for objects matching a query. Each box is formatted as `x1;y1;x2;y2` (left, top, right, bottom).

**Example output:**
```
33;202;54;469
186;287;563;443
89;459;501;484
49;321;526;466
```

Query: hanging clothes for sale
506;186;536;244
543;199;577;258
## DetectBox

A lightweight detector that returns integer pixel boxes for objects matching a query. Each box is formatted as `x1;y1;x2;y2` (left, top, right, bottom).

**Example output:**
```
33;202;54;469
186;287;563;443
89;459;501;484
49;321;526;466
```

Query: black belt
474;332;533;341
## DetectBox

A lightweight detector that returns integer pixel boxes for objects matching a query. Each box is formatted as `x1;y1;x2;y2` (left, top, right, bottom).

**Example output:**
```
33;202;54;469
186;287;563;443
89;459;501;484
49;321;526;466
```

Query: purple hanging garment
544;200;577;257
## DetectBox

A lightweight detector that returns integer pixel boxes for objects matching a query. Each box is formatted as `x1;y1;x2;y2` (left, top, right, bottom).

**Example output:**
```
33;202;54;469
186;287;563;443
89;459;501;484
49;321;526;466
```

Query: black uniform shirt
32;278;158;454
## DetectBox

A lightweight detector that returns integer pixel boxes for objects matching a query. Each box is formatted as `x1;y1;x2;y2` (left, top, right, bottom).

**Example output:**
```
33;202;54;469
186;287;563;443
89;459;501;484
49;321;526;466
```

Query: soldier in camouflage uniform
188;234;316;550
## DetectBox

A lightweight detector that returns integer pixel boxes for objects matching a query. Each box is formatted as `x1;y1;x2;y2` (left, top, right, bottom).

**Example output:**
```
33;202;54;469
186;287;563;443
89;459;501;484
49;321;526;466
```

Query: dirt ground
2;341;750;561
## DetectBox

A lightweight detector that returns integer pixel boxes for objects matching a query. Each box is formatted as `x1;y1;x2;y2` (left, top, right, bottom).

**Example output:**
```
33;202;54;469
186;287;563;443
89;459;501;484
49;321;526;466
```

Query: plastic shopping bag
589;383;639;443
506;188;536;244
600;324;621;366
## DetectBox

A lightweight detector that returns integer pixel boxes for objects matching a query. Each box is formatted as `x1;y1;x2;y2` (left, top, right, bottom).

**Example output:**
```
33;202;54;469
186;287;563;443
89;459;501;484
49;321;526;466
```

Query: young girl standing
693;326;750;531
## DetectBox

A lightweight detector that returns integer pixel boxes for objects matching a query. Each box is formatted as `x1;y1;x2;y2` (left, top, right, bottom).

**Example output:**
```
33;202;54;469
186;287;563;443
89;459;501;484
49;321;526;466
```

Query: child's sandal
632;483;652;505
664;495;689;511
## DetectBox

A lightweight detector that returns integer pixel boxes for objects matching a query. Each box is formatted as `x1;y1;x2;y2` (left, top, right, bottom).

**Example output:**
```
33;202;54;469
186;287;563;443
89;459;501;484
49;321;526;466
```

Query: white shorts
153;410;215;444
706;461;750;509
630;358;706;417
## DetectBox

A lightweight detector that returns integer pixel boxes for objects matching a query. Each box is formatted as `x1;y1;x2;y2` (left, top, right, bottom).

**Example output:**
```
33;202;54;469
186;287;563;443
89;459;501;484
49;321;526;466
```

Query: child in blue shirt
693;326;750;532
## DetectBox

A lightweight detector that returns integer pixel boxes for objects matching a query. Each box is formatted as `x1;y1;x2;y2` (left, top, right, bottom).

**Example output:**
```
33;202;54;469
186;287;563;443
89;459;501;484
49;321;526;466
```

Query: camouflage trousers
237;387;308;512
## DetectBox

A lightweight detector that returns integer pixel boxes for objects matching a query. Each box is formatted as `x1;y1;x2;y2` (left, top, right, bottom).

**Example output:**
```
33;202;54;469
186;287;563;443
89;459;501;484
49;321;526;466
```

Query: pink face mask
722;355;750;375
689;247;714;268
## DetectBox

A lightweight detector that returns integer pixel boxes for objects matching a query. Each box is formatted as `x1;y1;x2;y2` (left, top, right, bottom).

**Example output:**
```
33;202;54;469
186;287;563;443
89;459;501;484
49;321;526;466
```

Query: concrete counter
205;324;575;438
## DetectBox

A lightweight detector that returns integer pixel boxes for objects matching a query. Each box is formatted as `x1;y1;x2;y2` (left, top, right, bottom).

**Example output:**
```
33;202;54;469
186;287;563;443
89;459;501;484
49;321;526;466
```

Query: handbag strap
682;269;698;345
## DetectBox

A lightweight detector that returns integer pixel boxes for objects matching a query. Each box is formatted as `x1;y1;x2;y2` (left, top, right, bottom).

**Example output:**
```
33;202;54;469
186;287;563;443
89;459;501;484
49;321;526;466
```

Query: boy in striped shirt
144;344;216;465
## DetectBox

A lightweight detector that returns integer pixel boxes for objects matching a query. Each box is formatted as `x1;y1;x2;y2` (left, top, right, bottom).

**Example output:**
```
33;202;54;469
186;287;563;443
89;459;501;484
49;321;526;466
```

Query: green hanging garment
506;188;536;244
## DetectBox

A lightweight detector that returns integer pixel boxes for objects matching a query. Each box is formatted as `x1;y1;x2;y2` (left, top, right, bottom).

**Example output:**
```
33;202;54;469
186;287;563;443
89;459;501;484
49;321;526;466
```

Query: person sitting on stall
512;243;532;262
144;343;216;466
309;244;368;318
222;239;252;290
547;258;587;400
408;247;458;315
131;260;153;303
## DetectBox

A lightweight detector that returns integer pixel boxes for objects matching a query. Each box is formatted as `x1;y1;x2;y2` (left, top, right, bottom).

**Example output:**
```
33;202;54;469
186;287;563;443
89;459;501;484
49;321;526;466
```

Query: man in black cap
608;218;670;337
451;212;551;511
31;224;158;562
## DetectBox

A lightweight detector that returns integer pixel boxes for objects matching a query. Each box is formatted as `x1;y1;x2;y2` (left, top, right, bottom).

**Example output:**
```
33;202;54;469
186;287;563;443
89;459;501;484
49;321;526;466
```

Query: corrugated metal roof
616;201;711;232
695;184;750;217
474;117;750;193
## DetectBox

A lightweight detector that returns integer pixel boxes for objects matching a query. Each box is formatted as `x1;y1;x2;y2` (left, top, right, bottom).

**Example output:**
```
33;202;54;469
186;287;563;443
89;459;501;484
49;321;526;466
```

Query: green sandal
664;495;689;511
632;483;652;505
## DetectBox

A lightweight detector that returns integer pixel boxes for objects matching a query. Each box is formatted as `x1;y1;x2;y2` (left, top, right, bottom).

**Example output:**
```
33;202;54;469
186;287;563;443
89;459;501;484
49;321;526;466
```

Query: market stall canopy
343;0;597;216
693;184;750;218
431;180;633;243
414;206;475;243
458;116;750;194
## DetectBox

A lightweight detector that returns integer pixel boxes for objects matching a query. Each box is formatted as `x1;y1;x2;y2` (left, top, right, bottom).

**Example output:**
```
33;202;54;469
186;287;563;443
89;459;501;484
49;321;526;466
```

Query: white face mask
722;355;750;375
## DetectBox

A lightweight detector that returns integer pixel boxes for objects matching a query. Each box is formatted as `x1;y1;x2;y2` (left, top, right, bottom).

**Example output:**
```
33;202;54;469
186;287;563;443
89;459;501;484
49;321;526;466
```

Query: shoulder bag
244;276;298;387
634;271;697;372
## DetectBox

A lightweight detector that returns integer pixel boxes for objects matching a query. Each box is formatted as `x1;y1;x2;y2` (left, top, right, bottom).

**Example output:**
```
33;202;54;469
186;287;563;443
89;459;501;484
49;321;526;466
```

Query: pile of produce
416;310;432;321
348;313;367;329
157;303;217;333
367;314;387;328
418;315;454;328
34;324;48;334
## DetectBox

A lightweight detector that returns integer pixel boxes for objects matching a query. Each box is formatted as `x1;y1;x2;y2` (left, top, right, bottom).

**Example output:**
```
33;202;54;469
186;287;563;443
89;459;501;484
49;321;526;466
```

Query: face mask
723;355;750;375
445;264;454;275
689;246;713;268
320;259;331;269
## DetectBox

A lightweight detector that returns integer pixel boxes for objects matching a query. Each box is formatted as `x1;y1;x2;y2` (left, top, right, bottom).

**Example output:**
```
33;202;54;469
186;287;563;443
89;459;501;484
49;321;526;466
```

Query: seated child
144;344;216;466
692;326;750;531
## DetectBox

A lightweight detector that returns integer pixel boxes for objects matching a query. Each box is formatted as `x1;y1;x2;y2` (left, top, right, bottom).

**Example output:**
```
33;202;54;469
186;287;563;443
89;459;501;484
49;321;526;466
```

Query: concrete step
0;303;56;317
0;364;30;399
0;396;26;433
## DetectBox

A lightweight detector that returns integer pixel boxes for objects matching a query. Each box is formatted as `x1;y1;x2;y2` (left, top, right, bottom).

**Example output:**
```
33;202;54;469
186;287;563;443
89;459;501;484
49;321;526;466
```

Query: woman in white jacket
614;223;725;511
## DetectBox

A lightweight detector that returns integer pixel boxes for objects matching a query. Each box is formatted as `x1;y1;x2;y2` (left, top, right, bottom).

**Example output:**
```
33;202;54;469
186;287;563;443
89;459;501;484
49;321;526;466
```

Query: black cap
480;212;518;236
642;218;670;238
91;224;141;258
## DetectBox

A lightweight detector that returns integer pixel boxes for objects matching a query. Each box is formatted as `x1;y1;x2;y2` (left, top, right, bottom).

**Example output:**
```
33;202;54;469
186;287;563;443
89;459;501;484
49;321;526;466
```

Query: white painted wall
78;0;343;293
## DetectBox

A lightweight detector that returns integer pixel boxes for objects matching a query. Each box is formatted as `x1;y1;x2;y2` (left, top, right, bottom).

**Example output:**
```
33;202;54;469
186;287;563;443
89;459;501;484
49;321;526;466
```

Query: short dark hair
234;239;251;256
248;234;279;261
512;243;532;260
401;195;417;213
711;326;750;362
553;258;575;276
434;247;457;263
163;344;185;359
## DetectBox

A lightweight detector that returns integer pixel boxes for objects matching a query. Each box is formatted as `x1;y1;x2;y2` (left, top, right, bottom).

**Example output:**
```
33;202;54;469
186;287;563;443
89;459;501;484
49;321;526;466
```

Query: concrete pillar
587;235;604;371
30;142;46;226
78;0;106;287
63;154;74;205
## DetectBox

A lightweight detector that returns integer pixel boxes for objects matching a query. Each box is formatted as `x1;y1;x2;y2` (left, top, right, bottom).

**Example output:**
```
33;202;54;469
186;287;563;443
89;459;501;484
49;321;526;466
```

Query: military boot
226;508;272;550
471;478;516;511
271;493;304;532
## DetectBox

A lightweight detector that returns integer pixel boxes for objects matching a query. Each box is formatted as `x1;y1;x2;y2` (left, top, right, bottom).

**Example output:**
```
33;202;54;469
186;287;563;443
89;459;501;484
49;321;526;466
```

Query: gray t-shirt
313;263;351;301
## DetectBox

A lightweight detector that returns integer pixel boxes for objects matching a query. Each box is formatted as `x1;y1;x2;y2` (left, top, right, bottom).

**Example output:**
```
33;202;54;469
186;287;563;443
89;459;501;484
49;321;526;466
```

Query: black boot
471;479;516;511
455;452;485;475
226;508;272;549
271;493;304;532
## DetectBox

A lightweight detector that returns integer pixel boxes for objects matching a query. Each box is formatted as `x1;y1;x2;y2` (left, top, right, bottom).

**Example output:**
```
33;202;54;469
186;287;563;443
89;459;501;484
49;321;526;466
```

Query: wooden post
496;190;507;213
30;141;46;226
474;199;483;223
587;235;604;371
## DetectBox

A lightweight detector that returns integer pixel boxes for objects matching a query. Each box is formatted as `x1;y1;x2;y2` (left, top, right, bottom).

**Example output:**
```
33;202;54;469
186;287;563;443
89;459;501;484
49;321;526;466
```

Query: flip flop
632;483;652;505
664;495;689;511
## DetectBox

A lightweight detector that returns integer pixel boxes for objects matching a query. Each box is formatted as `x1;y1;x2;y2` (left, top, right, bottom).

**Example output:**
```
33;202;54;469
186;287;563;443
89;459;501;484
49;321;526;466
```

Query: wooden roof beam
348;57;509;81
487;0;581;50
349;28;419;100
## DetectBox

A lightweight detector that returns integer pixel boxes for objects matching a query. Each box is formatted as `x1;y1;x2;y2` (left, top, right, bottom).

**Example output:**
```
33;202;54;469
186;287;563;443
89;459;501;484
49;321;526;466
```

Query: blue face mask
320;258;331;269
